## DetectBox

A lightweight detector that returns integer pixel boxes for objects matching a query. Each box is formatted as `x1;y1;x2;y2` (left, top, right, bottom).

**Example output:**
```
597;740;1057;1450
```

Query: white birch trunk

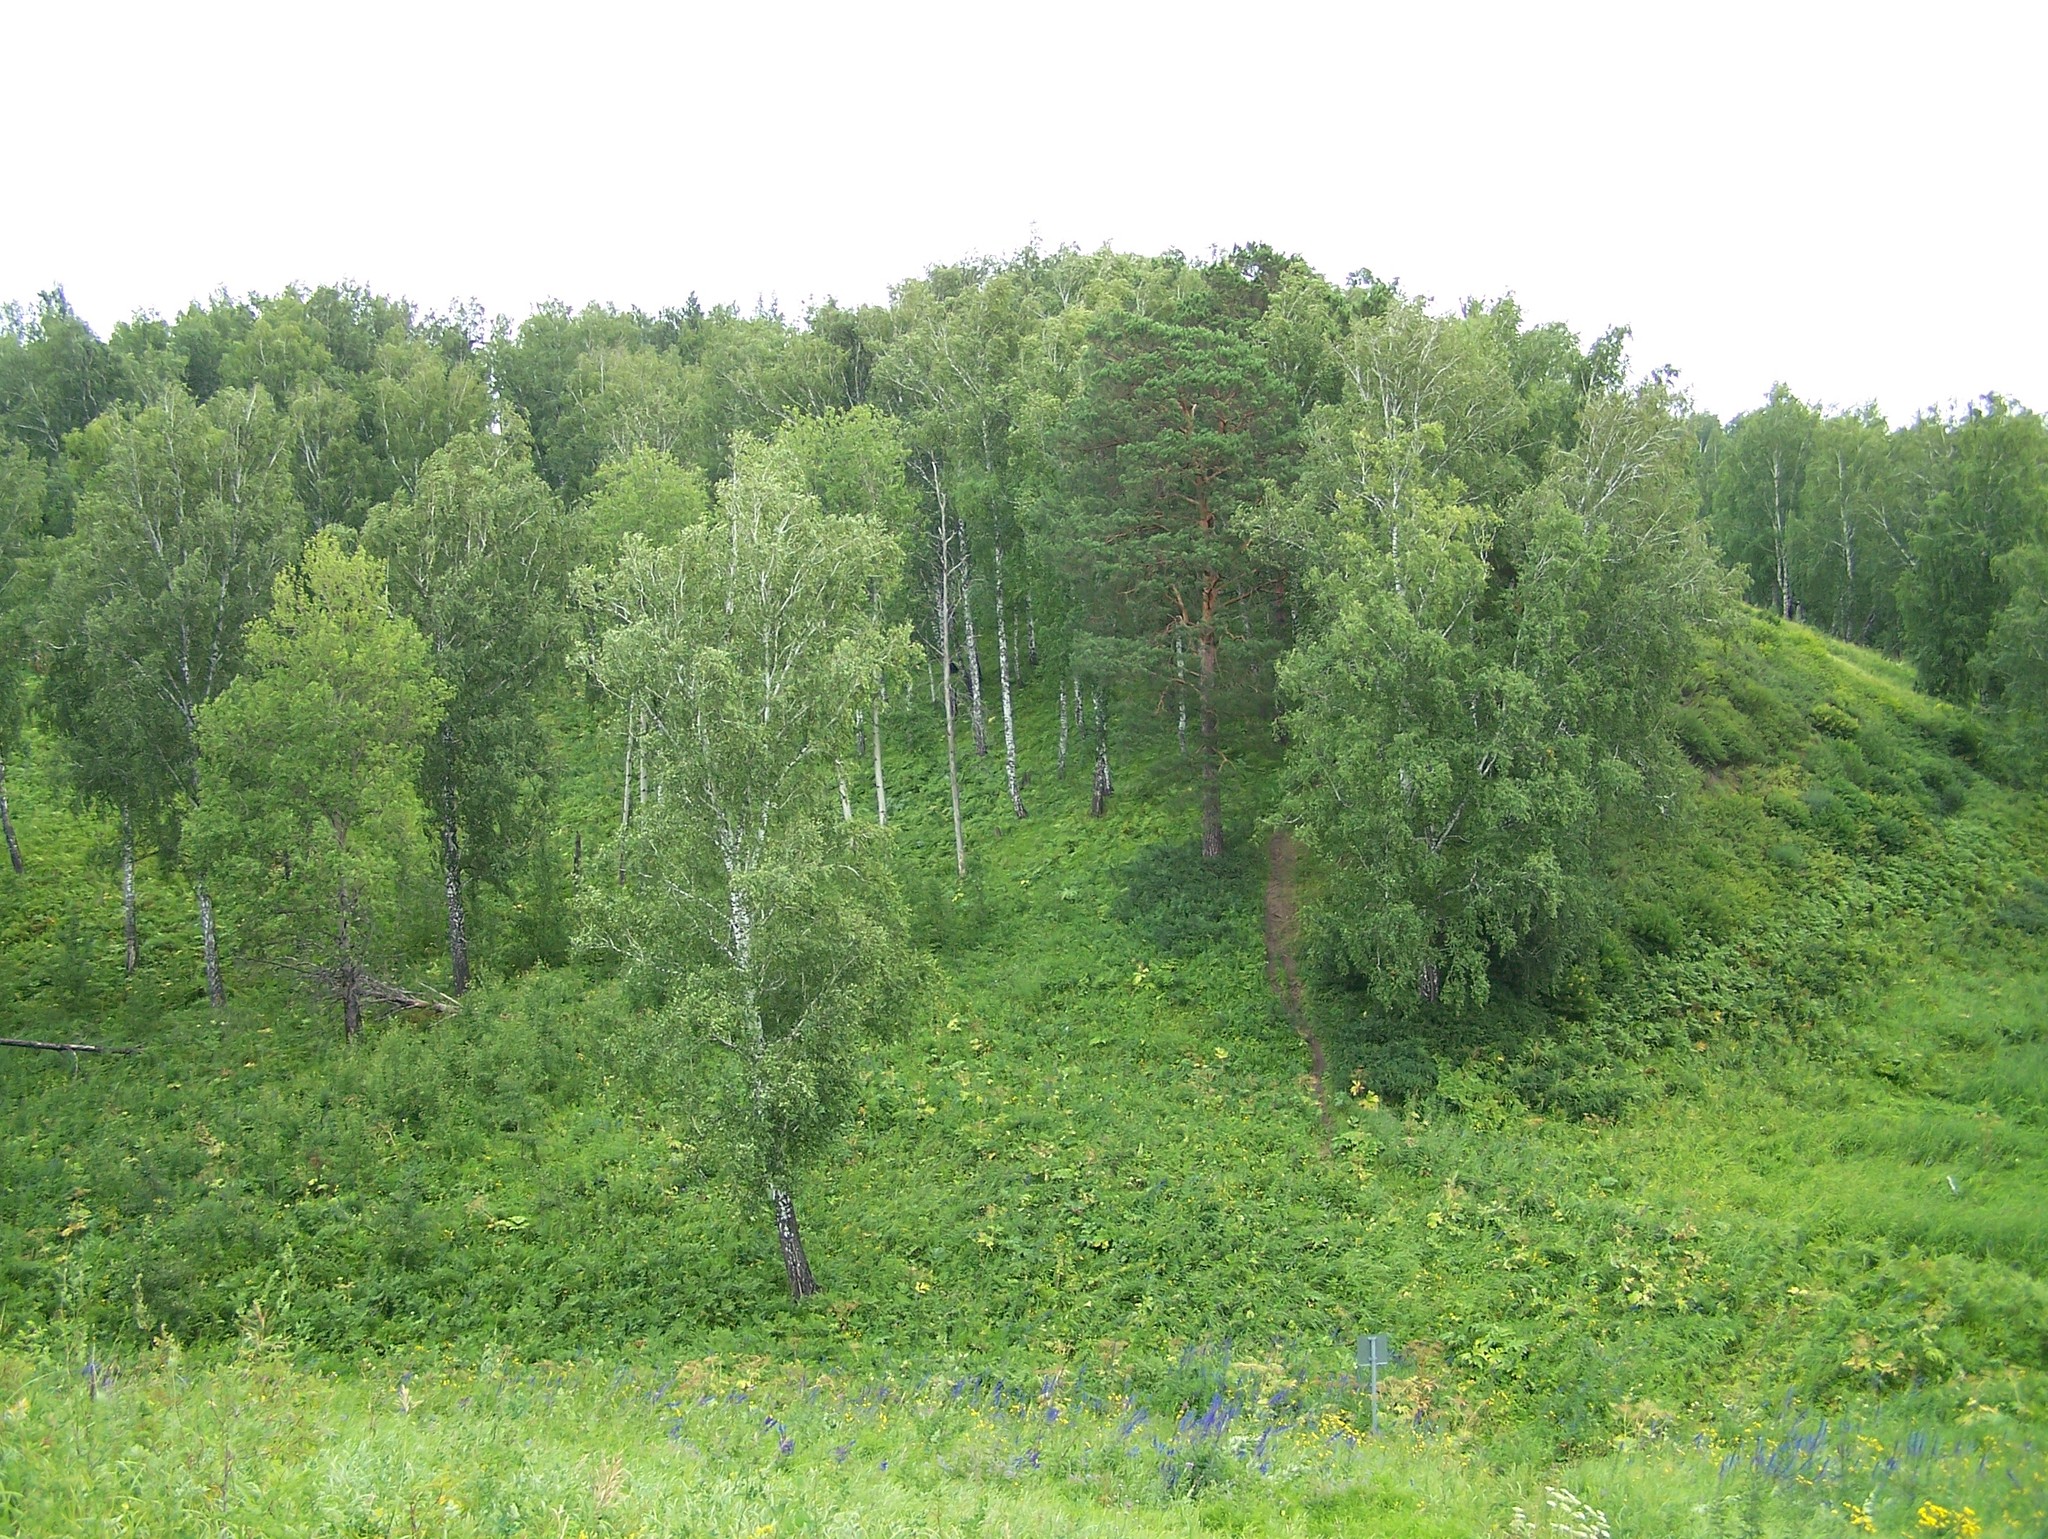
957;519;988;758
993;543;1025;818
198;881;225;1007
933;492;967;879
618;700;635;883
1090;690;1112;817
1175;633;1189;756
0;759;22;874
636;702;649;810
1057;686;1069;775
870;676;889;827
120;806;138;976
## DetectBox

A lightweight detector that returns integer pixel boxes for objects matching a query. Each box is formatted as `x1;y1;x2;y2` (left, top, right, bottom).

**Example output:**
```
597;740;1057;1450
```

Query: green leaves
576;433;923;1219
1278;384;1733;1013
189;531;447;1026
38;378;305;849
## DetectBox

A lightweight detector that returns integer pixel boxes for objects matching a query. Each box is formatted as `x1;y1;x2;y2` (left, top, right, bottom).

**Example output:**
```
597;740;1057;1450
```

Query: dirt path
1264;828;1333;1153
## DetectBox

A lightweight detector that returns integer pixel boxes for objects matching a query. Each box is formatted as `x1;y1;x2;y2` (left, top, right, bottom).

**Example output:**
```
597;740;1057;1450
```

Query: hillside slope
2;611;2044;1477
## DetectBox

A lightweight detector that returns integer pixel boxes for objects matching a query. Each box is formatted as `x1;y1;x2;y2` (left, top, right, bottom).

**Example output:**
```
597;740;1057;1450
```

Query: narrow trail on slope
1264;827;1333;1155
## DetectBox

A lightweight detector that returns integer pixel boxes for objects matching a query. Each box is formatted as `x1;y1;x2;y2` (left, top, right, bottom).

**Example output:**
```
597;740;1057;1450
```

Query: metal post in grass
1357;1334;1390;1434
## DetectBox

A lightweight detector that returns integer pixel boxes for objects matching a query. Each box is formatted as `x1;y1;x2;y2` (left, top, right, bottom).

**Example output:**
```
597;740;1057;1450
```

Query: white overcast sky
4;0;2040;425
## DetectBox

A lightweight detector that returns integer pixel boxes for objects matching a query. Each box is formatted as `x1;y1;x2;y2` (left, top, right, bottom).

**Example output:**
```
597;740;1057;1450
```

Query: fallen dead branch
1;1037;143;1056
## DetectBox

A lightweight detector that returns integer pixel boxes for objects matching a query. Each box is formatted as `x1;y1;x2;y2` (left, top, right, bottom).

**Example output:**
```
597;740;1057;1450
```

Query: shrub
1810;700;1861;738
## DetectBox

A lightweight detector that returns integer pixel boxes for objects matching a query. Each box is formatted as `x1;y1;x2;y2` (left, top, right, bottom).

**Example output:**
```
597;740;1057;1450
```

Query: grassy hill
2;611;2045;1537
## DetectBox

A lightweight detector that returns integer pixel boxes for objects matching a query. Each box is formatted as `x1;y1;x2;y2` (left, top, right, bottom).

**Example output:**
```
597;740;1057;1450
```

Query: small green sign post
1357;1334;1391;1434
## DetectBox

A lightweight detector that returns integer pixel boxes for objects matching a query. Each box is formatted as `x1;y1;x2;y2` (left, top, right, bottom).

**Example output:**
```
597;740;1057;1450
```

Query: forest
2;249;2045;1538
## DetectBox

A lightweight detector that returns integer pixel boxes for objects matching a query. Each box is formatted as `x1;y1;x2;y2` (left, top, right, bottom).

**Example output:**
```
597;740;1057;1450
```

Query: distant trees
1703;386;2048;715
0;446;44;873
0;254;2041;1139
189;531;448;1040
0;288;125;465
1989;539;2048;766
576;436;920;1300
1897;398;2048;704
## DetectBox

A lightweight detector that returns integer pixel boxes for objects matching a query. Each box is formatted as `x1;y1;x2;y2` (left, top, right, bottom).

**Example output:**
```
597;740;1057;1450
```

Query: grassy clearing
3;1349;2037;1538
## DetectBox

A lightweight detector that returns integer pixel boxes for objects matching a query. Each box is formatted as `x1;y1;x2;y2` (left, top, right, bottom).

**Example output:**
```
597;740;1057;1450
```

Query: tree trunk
1057;685;1069;775
935;503;967;879
993;543;1025;818
441;757;469;995
1091;690;1112;817
1199;614;1223;861
342;966;363;1043
958;520;989;758
636;703;649;810
771;1183;819;1301
1838;454;1858;643
836;759;853;822
618;701;634;884
198;881;225;1008
1175;633;1189;756
1025;595;1038;668
120;807;138;976
870;676;889;827
1772;452;1793;620
0;759;22;874
339;891;363;1042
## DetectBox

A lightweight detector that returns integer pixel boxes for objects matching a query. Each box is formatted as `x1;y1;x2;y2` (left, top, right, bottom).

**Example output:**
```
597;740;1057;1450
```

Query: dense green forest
2;252;2045;1537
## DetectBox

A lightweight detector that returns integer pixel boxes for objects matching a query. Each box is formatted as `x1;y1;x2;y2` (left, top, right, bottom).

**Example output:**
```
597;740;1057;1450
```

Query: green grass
4;1349;2038;1537
3;608;2047;1532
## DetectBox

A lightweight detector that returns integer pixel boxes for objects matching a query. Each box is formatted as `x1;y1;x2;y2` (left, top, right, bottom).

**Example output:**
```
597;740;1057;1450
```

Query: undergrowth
2;609;2046;1533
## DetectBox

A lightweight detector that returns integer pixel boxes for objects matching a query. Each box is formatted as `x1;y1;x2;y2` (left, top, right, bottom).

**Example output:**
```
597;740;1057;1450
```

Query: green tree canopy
1044;263;1292;857
1275;385;1733;1012
190;530;449;1040
576;434;920;1300
1899;397;2048;703
364;422;583;992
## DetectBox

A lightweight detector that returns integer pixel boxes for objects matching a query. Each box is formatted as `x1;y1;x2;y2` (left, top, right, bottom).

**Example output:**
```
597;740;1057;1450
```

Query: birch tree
189;531;449;1040
38;378;305;1001
1709;385;1814;621
775;408;919;830
1274;385;1733;1010
876;268;1034;835
365;423;582;993
577;435;920;1302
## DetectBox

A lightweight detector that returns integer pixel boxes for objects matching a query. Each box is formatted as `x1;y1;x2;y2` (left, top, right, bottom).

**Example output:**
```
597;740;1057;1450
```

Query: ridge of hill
2;610;2045;1533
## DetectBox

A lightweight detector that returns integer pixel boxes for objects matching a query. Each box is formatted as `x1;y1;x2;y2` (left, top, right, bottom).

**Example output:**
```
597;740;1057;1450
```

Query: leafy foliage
187;531;448;1036
574;434;923;1294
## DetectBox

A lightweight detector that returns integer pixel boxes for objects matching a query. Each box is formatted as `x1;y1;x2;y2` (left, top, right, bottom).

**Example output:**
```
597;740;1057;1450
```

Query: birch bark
994;543;1025;817
0;760;21;874
120;806;138;975
958;520;989;758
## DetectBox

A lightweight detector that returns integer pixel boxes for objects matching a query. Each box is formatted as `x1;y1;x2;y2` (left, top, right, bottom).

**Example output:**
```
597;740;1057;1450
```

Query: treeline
1701;384;2048;717
2;250;2043;1029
